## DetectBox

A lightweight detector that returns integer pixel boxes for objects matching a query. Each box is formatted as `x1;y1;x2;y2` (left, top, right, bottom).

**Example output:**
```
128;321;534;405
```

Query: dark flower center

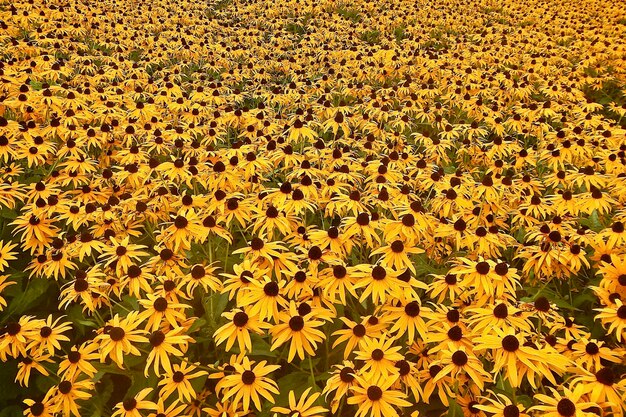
367;386;383;401
264;281;279;296
493;303;508;318
251;237;264;250
298;303;312;316
109;326;125;341
174;216;188;229
390;240;404;253
429;365;442;378
585;342;599;355
172;371;185;383
308;246;322;260
68;351;81;363
447;309;460;323
233;312;249;327
30;402;44;416
266;206;279;218
405;301;420;317
353;324;366;337
123;399;137;411
371;348;384;361
240;271;253;283
153;297;168;312
502;335;520;352
469;401;480;414
58;380;72;394
160;248;174;260
74;278;89;292
534;296;551;312
503;405;519;417
242;370;256;385
191;265;206;279
293;271;306;283
333;265;347;278
356;213;370;226
595;367;614;386
371;266;386;280
448;326;463;341
402;214;415;227
495;263;508;276
557;399;576;417
150;331;165;347
396;360;411;376
289;316;305;331
340;367;355;382
452;351;468;366
475;261;490;275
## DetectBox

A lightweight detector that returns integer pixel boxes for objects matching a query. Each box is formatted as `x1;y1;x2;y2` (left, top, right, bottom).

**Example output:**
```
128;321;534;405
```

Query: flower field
1;0;626;416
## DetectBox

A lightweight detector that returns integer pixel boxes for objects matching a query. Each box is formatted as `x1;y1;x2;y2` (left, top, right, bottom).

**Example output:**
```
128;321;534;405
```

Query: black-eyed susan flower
94;312;148;368
348;374;412;417
112;388;157;417
530;387;597;417
16;354;52;387
145;327;191;377
352;264;407;304
0;315;39;360
215;356;280;412
269;301;326;362
58;343;99;380
214;307;271;352
475;392;529;417
354;334;404;377
158;361;208;402
271;387;328;417
23;391;56;417
432;346;490;391
51;378;94;417
594;299;626;342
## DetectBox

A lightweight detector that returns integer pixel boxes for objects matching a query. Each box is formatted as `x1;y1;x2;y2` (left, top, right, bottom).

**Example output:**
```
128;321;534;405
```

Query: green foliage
336;4;362;23
361;29;381;45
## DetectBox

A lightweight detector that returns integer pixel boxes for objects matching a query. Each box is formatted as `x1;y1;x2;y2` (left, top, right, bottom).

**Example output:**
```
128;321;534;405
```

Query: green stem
308;356;316;387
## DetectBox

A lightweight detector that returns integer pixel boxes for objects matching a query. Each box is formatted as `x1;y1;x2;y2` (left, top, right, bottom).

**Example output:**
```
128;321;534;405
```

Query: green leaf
276;371;313;406
572;292;596;308
86;375;115;417
187;317;207;334
580;211;604;232
226;333;277;358
447;397;464;417
516;395;533;408
203;292;229;325
0;361;21;404
0;406;22;417
66;304;97;336
249;333;278;357
0;208;17;220
6;277;51;316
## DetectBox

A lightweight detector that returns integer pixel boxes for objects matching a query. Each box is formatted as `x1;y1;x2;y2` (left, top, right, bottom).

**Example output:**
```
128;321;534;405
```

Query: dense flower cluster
1;0;626;416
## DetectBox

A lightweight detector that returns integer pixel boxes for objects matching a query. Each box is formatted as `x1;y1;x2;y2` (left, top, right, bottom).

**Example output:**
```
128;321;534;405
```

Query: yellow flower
348;374;412;417
216;356;280;412
271;387;328;417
